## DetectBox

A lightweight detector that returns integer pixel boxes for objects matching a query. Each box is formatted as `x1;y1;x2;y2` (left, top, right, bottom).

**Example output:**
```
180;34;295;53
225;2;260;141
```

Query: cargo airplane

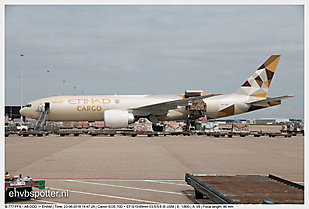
20;55;294;128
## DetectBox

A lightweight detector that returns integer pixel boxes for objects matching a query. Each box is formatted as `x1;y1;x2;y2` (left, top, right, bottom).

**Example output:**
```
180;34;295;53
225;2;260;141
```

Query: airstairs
34;104;49;130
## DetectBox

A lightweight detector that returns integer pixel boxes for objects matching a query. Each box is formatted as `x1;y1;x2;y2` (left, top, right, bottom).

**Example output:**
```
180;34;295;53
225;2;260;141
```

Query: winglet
234;55;281;98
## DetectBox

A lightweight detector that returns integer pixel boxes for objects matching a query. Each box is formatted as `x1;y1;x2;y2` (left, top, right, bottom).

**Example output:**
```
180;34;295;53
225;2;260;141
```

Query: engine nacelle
104;110;135;128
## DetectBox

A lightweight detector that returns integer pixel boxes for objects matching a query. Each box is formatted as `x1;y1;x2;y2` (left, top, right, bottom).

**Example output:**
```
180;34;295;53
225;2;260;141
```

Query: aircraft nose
20;106;31;118
19;103;35;118
19;107;25;116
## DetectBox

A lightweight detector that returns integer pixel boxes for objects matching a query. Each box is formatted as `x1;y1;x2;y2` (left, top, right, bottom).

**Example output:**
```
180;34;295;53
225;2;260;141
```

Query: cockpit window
25;104;32;108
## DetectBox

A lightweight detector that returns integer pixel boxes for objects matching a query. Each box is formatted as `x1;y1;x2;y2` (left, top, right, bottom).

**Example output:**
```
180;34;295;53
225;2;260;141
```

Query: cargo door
184;90;207;119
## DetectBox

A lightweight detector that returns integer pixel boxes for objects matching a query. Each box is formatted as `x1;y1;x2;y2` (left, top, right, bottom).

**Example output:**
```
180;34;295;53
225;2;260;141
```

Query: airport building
5;106;22;120
253;118;290;125
209;118;302;125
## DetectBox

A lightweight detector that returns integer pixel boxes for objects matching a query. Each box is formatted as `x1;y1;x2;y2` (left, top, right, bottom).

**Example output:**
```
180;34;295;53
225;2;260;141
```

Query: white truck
15;122;28;131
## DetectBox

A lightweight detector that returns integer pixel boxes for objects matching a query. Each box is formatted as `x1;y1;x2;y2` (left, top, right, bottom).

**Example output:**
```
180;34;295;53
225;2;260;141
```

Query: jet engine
104;110;135;128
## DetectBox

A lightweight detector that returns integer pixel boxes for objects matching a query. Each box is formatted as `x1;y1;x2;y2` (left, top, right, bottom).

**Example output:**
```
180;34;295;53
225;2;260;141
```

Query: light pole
74;87;76;96
20;54;24;121
47;70;49;97
63;80;65;95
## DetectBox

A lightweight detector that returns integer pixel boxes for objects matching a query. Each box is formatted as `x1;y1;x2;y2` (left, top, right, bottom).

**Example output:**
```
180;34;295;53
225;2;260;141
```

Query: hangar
5;106;22;120
254;118;290;125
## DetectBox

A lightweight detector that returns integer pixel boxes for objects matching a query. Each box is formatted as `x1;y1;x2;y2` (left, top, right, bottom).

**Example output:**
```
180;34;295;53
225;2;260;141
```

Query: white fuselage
19;55;287;125
20;93;255;122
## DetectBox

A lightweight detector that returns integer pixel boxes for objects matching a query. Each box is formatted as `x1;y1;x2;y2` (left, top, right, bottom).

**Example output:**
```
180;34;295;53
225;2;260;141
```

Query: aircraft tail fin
234;55;281;99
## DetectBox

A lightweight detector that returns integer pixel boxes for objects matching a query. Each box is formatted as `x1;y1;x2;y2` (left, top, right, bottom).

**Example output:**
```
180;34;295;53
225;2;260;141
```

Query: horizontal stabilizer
246;95;295;107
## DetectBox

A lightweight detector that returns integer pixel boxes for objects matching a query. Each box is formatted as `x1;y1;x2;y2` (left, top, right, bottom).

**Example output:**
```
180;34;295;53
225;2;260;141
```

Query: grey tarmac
5;129;304;204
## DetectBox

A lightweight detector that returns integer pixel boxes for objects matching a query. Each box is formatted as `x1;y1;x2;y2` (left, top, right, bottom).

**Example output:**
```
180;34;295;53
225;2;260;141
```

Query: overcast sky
4;4;304;119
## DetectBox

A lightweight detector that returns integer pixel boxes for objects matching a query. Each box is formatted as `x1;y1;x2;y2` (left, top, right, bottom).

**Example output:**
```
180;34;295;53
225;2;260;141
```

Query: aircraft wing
129;94;220;114
246;95;295;107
